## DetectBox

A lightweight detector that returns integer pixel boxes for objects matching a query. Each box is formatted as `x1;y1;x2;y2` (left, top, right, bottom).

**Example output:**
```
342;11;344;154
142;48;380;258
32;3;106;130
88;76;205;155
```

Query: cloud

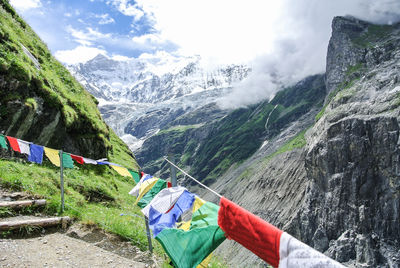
213;0;400;108
95;13;115;25
108;0;144;21
66;26;112;46
54;46;106;64
9;0;41;11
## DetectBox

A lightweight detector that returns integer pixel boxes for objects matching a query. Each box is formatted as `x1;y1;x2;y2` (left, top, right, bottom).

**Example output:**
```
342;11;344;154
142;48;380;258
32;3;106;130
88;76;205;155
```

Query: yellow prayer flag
111;165;133;178
44;147;60;167
193;196;206;213
178;221;191;231
135;178;159;204
197;253;213;268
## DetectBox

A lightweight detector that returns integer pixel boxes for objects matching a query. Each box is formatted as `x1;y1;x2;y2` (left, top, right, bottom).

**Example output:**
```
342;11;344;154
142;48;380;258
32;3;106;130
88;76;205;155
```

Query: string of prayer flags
28;144;44;164
128;169;141;183
71;154;84;164
17;139;30;155
137;179;167;208
6;136;20;152
0;135;8;149
149;190;195;237
110;165;132;178
141;186;187;218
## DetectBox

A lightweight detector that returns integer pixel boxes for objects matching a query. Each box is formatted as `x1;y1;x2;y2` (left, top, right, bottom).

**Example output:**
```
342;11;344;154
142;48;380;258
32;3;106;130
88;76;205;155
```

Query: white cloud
54;46;106;64
66;26;112;46
95;13;115;25
10;0;41;11
108;0;144;21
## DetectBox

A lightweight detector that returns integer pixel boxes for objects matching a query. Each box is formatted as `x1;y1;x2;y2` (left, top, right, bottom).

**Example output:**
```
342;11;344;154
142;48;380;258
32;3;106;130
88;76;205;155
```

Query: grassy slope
0;0;136;168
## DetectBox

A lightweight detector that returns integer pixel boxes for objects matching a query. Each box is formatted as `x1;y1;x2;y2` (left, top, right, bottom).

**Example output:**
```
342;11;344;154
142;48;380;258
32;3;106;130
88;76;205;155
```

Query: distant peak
88;53;109;63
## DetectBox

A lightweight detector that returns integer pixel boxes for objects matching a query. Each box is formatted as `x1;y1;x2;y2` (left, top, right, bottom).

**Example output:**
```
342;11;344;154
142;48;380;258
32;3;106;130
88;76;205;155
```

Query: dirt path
0;186;158;268
0;232;148;268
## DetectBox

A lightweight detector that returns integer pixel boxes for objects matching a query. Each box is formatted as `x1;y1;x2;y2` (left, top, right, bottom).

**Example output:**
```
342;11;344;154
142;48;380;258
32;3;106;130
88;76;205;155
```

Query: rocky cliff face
198;16;400;267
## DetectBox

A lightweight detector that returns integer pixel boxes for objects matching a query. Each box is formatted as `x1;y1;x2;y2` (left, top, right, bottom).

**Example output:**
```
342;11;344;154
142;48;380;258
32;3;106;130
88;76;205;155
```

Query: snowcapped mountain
69;53;250;104
68;53;251;150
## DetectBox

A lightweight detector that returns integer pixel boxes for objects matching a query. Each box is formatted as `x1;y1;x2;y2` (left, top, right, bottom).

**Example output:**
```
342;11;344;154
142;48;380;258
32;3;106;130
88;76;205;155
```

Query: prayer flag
44;147;60;167
192;196;206;214
28;144;43;164
156;225;226;268
71;154;84;164
278;232;344;267
218;197;283;267
149;190;195;237
142;173;153;182
83;157;97;165
190;201;219;230
129;173;153;197
128;169;141;183
111;165;132;178
97;161;121;166
137;179;167;208
135;178;159;204
0;135;8;149
17;139;30;155
6;136;20;152
62;153;74;168
141;186;186;218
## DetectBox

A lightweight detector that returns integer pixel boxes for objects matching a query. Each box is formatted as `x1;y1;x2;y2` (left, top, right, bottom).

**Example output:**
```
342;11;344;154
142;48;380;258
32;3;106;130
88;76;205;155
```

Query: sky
10;0;400;108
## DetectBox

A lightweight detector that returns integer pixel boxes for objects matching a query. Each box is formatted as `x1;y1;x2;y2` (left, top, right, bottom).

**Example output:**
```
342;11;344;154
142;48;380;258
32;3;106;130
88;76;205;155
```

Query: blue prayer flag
28;144;44;164
149;190;195;237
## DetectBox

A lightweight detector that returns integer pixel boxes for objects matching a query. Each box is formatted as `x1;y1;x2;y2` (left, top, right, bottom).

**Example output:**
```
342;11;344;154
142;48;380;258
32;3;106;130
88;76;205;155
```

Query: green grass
236;129;308;182
315;66;362;122
351;24;394;48
0;158;161;253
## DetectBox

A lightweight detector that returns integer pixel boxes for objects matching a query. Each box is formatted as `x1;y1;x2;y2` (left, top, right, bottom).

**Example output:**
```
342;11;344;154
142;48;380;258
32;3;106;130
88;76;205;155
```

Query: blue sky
10;0;400;69
10;0;180;64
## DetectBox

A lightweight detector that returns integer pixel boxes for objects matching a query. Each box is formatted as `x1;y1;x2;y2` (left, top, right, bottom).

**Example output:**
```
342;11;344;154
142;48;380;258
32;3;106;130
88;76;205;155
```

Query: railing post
169;154;177;187
59;150;64;213
145;216;153;253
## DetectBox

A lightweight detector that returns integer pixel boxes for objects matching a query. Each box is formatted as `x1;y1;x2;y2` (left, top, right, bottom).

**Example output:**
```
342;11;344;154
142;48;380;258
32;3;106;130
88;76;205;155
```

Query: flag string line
163;156;222;198
0;134;139;173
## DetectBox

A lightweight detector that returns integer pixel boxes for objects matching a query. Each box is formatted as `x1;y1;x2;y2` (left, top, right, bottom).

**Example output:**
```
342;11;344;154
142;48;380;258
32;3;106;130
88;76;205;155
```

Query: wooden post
59;150;64;213
169;154;177;187
145;216;153;253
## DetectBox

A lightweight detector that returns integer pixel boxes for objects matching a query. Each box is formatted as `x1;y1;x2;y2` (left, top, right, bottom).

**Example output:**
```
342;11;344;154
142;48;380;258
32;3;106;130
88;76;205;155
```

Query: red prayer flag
71;154;84;164
218;197;283;268
6;136;21;152
167;181;172;188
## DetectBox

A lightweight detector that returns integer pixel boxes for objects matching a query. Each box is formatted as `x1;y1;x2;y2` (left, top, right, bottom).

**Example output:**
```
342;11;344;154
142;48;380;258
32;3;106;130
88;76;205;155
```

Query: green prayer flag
62;153;74;169
190;201;219;230
128;169;141;183
0;135;8;150
156;226;226;268
137;179;167;208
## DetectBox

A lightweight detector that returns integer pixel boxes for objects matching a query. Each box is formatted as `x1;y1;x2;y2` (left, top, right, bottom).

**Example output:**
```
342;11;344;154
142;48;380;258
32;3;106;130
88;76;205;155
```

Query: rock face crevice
302;117;400;266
